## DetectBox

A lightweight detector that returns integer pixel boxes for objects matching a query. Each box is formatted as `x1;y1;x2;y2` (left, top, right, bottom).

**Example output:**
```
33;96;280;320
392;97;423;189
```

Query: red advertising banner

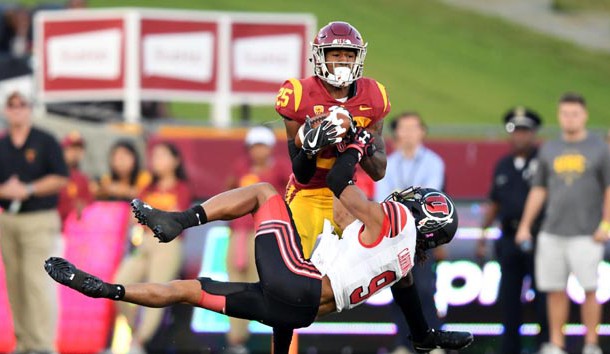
230;22;311;93
140;18;218;92
40;18;125;94
35;9;315;124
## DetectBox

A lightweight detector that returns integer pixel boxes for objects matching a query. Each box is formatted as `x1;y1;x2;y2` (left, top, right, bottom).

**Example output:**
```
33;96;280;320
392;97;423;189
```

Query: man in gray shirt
516;93;610;354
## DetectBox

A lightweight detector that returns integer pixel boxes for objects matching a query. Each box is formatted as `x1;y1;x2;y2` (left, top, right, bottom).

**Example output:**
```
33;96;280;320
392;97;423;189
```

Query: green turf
26;0;610;131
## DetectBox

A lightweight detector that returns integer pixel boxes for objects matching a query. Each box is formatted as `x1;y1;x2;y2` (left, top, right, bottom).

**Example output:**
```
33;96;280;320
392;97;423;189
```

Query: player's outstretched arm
132;182;278;242
326;147;385;236
357;120;387;181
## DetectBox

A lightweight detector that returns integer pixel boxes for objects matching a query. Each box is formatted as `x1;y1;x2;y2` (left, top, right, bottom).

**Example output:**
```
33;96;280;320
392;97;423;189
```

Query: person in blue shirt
376;111;446;354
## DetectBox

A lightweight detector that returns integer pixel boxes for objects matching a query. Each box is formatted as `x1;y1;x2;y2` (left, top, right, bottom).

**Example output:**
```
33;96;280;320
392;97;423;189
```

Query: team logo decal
418;192;454;233
313;105;325;116
25;148;37;163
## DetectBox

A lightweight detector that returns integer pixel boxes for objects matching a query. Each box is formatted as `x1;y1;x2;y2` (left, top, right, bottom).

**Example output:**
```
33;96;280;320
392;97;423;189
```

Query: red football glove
337;127;376;160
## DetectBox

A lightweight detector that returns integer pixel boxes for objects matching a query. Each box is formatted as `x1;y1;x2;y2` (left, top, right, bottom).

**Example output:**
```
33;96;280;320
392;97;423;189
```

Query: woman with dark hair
94;139;151;201
113;142;192;353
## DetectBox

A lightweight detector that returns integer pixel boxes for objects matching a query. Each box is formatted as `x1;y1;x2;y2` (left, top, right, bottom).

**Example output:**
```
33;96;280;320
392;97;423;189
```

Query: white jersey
310;201;416;312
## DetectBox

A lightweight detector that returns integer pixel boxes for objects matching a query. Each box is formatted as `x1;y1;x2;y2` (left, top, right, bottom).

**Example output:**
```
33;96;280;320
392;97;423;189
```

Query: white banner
47;29;122;80
232;34;302;82
143;31;214;82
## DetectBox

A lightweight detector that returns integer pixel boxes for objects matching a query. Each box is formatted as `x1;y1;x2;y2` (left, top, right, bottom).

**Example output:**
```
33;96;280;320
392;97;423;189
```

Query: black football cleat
44;257;107;298
131;199;183;243
413;329;474;353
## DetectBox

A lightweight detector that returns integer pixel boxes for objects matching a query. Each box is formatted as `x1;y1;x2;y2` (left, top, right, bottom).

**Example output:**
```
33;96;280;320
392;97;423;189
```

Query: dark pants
496;236;548;354
393;256;441;349
197;196;322;335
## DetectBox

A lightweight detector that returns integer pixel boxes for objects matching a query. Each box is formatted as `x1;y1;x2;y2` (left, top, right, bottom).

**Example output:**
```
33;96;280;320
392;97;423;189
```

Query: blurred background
0;0;609;353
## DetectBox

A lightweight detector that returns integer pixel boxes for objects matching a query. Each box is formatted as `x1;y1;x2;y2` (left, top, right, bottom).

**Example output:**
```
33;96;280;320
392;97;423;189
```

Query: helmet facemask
311;43;367;88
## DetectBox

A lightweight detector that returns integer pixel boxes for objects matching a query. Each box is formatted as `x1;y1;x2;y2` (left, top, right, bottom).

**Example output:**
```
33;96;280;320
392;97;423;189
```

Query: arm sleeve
326;149;360;198
287;139;317;184
531;146;548;187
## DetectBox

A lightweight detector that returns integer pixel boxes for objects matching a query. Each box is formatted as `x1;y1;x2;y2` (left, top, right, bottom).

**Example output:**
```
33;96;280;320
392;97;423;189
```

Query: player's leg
535;232;570;351
391;273;473;353
567;236;603;350
497;237;525;354
285;186;334;258
131;182;278;243
45;256;198;306
44;255;282;326
251;195;322;354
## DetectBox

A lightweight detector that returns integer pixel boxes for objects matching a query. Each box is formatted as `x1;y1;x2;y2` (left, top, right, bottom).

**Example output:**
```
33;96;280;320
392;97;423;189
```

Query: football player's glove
300;111;348;155
338;127;375;160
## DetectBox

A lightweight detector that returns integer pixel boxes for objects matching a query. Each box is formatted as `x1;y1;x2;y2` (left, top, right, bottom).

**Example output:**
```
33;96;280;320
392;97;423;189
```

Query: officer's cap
503;107;542;133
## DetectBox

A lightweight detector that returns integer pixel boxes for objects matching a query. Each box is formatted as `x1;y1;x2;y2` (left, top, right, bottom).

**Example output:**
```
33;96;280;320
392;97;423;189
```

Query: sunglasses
7;102;29;109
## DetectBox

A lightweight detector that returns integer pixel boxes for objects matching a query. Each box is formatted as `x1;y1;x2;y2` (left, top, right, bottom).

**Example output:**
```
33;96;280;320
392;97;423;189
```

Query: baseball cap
503;107;542;133
245;126;276;147
62;131;85;148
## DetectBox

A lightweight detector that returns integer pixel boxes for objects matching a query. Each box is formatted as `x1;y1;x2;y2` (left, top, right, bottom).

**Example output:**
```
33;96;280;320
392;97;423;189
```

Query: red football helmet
311;21;367;88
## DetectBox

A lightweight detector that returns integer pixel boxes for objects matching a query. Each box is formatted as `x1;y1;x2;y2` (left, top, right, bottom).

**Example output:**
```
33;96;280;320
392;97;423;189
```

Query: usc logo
553;154;586;174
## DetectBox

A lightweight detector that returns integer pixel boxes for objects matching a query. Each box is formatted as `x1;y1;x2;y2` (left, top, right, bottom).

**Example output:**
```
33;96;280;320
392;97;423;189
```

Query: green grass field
26;0;610;131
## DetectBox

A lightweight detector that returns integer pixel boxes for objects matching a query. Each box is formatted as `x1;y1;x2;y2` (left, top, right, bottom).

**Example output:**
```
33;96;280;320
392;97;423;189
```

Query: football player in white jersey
45;144;473;354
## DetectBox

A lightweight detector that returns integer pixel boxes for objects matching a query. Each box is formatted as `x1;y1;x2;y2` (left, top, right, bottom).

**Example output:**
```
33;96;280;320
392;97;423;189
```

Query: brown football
294;111;352;148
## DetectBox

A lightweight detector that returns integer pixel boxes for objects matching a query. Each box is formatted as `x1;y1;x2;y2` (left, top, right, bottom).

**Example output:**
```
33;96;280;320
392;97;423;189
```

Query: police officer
476;107;548;354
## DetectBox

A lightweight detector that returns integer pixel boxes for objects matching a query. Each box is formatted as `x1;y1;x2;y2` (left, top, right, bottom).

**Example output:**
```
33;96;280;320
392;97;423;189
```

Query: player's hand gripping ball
296;106;354;155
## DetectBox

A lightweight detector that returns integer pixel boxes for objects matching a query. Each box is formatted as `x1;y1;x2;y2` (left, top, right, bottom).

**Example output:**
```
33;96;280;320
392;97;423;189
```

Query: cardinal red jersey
275;76;391;190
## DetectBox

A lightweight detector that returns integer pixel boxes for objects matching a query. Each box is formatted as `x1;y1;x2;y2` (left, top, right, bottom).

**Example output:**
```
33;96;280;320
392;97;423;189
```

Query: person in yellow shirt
93;139;151;201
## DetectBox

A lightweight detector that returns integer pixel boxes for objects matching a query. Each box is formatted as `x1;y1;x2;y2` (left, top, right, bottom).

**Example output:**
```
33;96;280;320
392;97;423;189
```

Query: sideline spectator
375;112;446;354
93;139;151;201
516;93;610;354
224;126;290;354
0;5;31;58
477;107;548;354
57;130;93;226
113;142;192;354
0;90;68;354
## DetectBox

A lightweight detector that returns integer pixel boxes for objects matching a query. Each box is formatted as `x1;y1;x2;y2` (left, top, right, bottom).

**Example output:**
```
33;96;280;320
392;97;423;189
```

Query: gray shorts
535;231;604;292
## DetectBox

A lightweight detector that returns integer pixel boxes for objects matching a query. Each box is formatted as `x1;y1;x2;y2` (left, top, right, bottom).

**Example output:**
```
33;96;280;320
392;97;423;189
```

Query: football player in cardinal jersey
45;146;473;354
276;21;391;257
